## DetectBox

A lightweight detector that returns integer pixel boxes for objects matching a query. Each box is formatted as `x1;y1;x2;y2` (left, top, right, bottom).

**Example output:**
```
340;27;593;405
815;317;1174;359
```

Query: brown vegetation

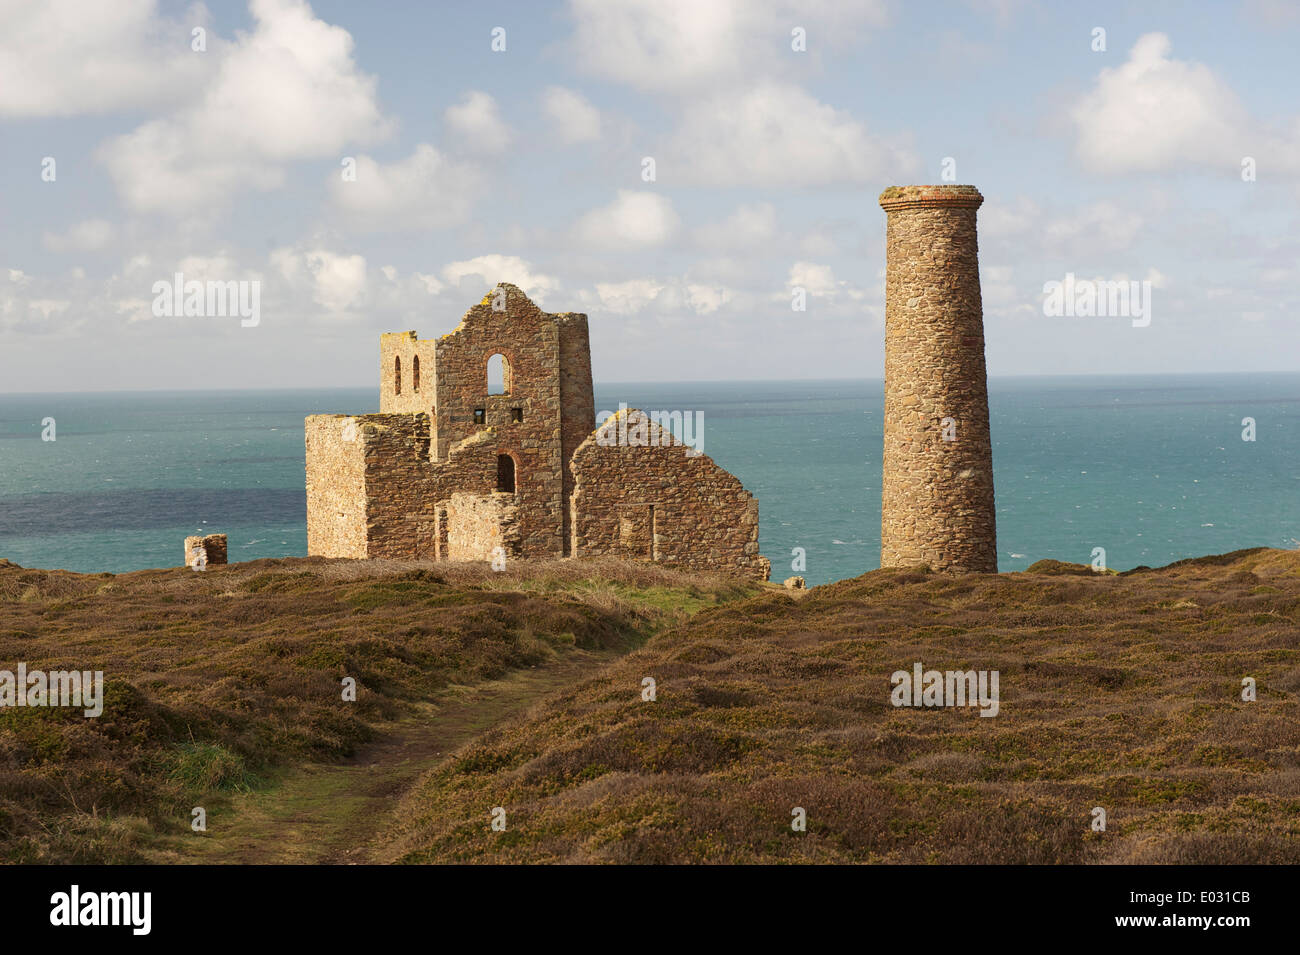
0;556;754;862
380;548;1300;863
4;548;1298;864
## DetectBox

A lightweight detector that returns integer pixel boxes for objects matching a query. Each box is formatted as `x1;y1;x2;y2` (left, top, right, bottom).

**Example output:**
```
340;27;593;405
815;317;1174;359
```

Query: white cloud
42;219;117;253
329;144;482;230
667;83;915;187
566;0;887;94
98;0;393;213
2;245;563;342
0;0;212;117
584;276;736;317
788;261;838;296
568;0;754;94
310;254;367;313
541;86;602;143
1069;32;1300;175
271;246;367;314
783;261;872;310
593;279;664;314
440;255;560;304
685;284;732;314
443;90;512;154
573;191;680;247
565;4;907;189
412;272;444;295
2;261;152;332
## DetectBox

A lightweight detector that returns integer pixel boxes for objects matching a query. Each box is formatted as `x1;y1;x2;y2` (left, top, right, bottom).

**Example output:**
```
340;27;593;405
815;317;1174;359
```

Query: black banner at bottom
0;864;1278;941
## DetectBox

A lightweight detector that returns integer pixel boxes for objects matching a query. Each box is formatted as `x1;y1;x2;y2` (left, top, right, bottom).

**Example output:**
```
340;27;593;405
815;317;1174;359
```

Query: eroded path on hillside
147;648;614;865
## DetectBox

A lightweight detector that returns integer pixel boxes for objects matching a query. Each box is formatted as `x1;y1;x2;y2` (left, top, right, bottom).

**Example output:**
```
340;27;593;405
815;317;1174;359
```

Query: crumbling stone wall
373;286;595;559
557;314;595;554
381;331;439;451
429;287;570;558
305;413;496;559
878;185;997;573
380;331;431;411
570;409;770;580
305;416;368;557
357;414;440;560
306;285;767;580
183;534;227;567
445;491;521;561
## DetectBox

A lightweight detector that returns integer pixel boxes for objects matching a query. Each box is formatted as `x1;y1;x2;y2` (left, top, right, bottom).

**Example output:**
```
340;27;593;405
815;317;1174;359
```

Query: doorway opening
497;453;516;493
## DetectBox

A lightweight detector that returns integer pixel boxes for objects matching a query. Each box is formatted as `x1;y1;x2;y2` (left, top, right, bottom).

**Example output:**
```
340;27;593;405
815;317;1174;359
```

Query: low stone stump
184;534;228;570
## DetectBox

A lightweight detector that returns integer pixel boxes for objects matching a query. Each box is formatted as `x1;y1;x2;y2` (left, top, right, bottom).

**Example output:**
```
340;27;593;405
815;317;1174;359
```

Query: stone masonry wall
381;330;440;455
307;285;767;580
380;331;434;416
429;285;581;558
878;185;997;573
305;413;499;560
353;413;435;559
305;415;368;558
445;491;521;561
571;409;770;580
361;418;497;560
557;314;595;555
183;534;227;567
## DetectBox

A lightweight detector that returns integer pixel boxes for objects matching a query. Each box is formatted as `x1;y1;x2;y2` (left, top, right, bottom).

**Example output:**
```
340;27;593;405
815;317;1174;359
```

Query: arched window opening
394;355;402;395
487;353;511;396
497;454;516;493
413;355;420;393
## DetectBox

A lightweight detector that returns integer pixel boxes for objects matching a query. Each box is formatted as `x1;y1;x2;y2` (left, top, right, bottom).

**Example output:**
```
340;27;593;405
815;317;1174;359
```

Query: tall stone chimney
878;185;997;573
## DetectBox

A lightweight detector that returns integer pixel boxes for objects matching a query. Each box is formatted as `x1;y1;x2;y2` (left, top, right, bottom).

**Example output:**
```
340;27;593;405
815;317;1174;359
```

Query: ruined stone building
879;185;998;573
305;284;769;580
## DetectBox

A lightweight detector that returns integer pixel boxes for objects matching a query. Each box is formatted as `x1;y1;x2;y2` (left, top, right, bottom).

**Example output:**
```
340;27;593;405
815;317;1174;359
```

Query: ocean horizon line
4;368;1300;398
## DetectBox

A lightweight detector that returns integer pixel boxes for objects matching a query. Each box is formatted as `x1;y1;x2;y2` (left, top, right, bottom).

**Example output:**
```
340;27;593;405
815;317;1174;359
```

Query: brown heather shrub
0;555;755;862
378;547;1300;864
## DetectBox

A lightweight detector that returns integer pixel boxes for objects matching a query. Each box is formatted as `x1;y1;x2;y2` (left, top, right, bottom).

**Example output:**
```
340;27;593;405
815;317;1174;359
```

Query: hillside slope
381;548;1300;863
0;556;755;862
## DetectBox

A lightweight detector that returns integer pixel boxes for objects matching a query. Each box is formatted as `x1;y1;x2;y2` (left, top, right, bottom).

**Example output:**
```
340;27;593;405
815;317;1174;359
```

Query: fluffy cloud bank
1070;33;1300;175
328;145;482;231
98;0;392;214
0;0;212;117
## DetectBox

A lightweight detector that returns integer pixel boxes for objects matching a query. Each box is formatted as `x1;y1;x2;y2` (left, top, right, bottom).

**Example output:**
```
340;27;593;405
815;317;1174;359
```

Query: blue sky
2;0;1298;391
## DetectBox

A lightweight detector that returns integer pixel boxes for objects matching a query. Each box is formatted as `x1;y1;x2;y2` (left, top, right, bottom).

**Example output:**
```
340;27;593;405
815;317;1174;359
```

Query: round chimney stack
878;185;997;573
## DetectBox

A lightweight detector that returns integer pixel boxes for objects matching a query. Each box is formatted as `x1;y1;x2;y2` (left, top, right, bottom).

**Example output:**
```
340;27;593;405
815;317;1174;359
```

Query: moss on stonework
879;184;983;205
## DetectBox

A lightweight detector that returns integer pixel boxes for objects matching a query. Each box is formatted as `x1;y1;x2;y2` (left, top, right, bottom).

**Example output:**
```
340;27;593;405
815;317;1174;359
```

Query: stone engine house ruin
305;284;769;580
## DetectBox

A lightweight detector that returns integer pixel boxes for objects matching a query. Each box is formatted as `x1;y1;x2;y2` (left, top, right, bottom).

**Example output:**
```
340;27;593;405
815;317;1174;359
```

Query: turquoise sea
1;375;1298;586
